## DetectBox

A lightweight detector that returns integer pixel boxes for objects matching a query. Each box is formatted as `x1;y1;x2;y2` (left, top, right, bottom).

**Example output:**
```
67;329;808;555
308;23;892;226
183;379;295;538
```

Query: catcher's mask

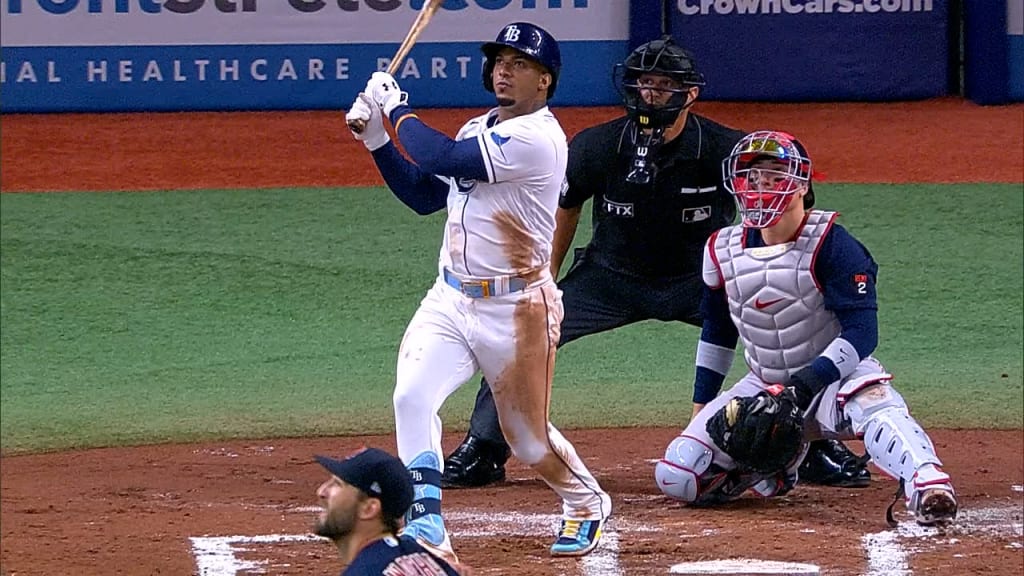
722;130;816;229
481;22;561;99
613;36;705;184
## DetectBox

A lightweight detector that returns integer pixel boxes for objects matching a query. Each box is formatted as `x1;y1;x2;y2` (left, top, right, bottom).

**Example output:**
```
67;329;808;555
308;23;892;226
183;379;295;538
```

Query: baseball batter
654;131;959;527
345;22;611;559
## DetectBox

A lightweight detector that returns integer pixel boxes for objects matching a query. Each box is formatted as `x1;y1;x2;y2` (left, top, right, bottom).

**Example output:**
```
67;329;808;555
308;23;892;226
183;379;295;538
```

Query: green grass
1;185;1021;454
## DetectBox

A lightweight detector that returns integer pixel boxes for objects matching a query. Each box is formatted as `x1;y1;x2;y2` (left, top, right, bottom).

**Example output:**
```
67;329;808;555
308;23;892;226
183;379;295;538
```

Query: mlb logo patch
682;206;711;223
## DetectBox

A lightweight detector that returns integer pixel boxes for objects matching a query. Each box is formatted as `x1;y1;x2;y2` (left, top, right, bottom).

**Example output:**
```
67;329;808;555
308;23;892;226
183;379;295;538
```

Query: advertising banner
0;1;630;112
667;0;949;101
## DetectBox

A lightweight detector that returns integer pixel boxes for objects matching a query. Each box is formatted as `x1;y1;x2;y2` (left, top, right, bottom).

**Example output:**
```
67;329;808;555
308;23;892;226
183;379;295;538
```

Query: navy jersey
343;535;460;576
561;113;744;278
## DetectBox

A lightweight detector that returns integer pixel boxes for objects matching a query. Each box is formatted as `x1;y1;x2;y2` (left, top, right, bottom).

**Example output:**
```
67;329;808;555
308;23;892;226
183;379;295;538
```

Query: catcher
655;130;958;527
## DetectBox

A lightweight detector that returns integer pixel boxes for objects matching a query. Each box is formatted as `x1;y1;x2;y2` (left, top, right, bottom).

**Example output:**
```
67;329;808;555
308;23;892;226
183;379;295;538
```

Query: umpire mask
614;36;705;184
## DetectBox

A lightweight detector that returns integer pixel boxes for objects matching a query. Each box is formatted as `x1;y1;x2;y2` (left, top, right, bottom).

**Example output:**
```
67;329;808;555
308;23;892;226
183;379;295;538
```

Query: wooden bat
348;0;444;134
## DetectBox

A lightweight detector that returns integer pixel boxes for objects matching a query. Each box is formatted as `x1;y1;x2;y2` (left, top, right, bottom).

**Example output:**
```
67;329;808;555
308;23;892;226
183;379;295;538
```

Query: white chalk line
192;501;1024;575
191;508;631;576
862;504;1023;576
190;534;321;575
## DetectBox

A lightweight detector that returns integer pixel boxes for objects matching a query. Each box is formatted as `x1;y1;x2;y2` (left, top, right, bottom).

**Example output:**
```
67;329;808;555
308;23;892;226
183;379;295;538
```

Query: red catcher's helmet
723;130;815;229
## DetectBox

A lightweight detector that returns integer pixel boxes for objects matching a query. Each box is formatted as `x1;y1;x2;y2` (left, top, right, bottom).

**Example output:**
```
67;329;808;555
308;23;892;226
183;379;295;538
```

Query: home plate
669;559;820;574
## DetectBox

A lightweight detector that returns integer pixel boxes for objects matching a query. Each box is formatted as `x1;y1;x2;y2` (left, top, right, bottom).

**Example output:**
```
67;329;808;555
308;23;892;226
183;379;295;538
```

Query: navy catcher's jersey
342;535;459;576
561;113;744;278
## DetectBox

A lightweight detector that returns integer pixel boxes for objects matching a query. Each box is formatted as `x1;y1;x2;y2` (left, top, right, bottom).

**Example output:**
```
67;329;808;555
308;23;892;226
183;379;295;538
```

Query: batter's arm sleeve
550;204;582;279
387;105;489;181
371;141;449;215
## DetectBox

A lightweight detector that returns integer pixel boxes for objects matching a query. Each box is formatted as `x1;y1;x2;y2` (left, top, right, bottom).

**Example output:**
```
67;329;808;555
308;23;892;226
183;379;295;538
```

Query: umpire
442;36;871;491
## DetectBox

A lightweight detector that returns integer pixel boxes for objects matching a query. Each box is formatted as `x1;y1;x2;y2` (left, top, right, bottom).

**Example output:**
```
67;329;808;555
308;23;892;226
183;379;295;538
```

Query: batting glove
365;71;409;118
345;93;390;151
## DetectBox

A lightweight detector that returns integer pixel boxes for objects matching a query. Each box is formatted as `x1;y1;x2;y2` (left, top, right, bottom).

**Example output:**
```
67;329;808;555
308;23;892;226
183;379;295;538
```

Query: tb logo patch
503;25;521;42
603;199;634;217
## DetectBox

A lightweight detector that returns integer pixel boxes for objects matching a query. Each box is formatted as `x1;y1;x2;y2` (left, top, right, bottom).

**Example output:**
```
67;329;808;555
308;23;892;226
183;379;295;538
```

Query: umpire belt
443;267;528;299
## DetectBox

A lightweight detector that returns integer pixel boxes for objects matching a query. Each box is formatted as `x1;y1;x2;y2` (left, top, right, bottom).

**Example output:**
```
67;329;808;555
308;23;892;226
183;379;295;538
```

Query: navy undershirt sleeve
369;142;448;215
693;285;739;404
808;224;880;383
389;104;489;181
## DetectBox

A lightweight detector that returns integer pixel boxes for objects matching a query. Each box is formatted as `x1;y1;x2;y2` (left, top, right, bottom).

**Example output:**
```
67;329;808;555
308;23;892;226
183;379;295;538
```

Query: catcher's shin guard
845;385;956;524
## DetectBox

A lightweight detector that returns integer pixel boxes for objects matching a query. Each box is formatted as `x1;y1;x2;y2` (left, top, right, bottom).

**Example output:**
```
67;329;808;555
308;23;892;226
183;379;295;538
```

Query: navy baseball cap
315;448;414;522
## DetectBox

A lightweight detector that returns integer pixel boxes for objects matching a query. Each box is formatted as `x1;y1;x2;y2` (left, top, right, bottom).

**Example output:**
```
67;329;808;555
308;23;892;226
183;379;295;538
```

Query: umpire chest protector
707;210;842;384
568;114;741;277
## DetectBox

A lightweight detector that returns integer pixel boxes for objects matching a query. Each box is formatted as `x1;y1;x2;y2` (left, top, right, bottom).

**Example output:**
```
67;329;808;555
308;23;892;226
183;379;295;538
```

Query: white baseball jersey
438;106;567;279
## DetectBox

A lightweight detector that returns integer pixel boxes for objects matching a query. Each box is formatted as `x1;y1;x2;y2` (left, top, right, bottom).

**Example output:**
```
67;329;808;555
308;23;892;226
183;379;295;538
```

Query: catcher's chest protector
712;210;841;384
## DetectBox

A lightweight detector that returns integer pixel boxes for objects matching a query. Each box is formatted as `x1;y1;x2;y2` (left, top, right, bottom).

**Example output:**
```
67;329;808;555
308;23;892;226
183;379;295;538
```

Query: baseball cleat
915;488;958;526
798;439;872;488
550;518;603;557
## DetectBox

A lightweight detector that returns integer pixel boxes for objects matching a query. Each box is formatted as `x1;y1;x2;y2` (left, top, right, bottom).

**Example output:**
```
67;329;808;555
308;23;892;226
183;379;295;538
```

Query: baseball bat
348;0;444;134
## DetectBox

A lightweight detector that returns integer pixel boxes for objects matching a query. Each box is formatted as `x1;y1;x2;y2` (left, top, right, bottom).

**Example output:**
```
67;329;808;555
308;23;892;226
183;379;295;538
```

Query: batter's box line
191;509;627;576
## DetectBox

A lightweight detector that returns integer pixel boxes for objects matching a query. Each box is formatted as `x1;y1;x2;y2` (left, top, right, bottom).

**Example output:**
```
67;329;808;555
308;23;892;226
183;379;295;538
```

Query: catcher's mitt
705;386;805;475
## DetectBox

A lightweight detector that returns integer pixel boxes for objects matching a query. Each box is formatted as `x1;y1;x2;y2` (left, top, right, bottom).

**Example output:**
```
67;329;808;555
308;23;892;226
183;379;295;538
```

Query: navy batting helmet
481;22;561;99
615;36;705;129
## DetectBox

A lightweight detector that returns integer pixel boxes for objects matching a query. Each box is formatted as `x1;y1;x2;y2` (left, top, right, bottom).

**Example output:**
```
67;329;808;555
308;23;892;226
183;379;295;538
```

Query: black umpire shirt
562;113;745;278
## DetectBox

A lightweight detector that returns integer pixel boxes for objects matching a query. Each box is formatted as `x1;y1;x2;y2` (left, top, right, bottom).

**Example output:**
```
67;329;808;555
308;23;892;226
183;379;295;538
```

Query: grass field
1;184;1021;454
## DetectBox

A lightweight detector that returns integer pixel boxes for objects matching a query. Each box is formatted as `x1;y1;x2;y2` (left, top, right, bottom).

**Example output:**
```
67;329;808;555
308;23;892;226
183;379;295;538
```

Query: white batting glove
345;93;390;151
365;71;409;117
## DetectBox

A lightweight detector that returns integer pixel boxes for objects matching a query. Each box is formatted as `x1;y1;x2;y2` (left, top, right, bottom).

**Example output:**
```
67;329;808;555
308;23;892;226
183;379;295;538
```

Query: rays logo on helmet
503;25;521;42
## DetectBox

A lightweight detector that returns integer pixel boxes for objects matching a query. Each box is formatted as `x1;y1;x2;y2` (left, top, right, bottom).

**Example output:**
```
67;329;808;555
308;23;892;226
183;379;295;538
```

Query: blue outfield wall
0;41;629;113
667;0;949;101
1010;0;1024;101
1012;34;1024;100
0;1;631;112
1;0;1020;111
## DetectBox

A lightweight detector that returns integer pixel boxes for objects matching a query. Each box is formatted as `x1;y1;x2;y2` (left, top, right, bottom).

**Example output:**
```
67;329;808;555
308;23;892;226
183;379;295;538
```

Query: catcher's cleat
799;439;872;488
441;435;509;489
915;488;958;526
550;518;604;557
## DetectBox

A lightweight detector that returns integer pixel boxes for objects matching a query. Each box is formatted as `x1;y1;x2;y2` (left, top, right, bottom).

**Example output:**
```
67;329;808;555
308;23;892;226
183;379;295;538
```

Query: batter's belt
443;267;530;298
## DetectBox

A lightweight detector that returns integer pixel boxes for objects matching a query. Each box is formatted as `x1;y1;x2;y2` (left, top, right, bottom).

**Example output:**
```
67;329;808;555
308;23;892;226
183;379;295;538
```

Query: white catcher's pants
657;357;952;508
394;276;610;521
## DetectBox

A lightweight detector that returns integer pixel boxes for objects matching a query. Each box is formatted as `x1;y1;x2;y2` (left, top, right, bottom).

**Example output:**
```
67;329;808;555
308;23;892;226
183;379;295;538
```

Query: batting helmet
481;22;561;99
615;36;705;129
